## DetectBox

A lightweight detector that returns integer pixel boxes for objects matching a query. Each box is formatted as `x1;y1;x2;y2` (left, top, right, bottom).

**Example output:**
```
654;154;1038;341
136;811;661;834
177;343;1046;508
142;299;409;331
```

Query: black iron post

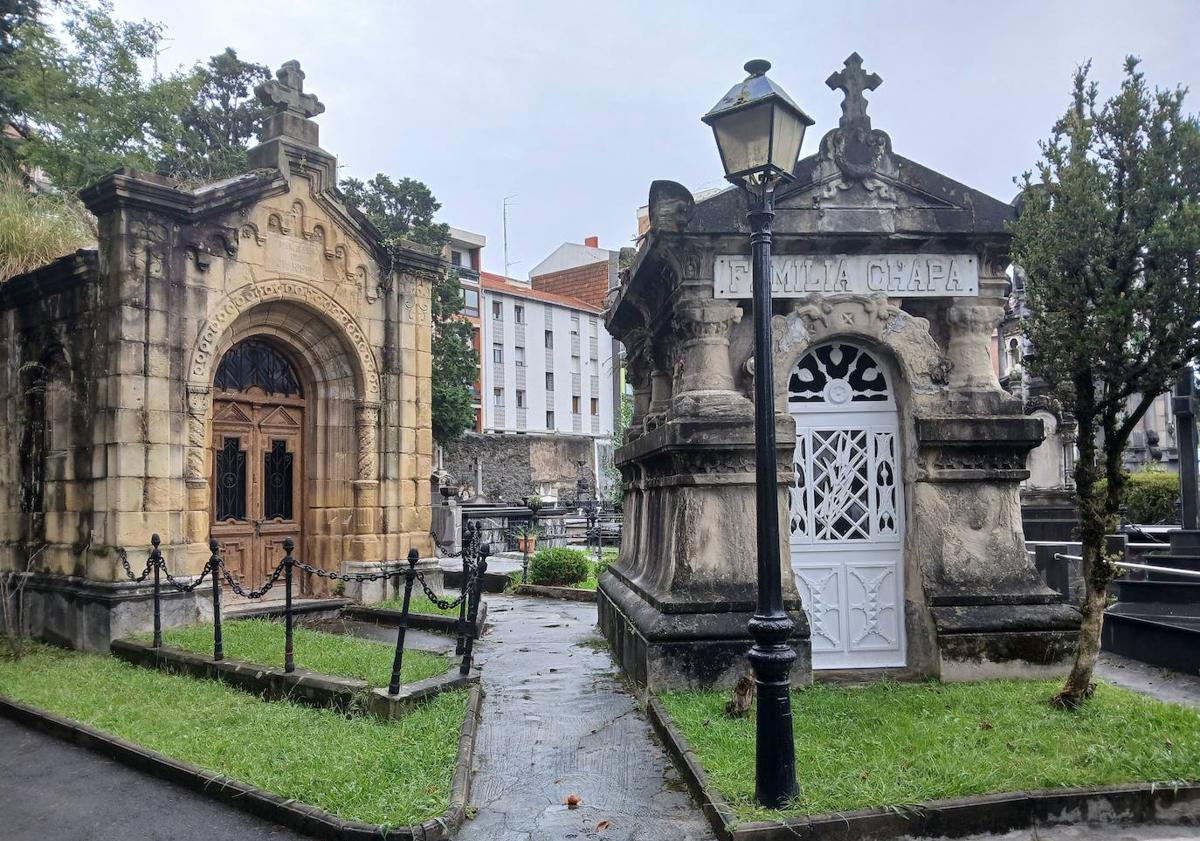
743;182;798;808
283;537;295;673
460;543;489;675
1174;368;1198;530
209;538;223;662
388;548;420;695
456;521;472;656
150;533;163;648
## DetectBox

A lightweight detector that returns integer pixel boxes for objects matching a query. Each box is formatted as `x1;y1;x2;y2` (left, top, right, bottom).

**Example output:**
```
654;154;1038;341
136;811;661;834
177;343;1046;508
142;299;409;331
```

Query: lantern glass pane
769;107;807;175
712;102;773;178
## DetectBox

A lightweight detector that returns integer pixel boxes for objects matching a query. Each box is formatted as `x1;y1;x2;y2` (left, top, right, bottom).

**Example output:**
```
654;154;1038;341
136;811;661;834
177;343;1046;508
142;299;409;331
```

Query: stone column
349;400;382;562
645;330;673;430
946;302;1004;391
669;299;750;418
624;330;653;440
184;384;211;543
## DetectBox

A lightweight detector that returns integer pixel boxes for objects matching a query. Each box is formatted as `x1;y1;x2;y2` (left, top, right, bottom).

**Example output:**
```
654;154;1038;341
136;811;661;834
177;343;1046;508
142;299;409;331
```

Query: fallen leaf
859;770;870;780
596;819;611;832
979;720;994;730
553;778;563;784
565;793;582;809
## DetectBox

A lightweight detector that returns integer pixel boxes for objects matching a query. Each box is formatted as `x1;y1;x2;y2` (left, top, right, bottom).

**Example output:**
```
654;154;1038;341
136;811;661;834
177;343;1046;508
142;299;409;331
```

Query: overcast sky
113;0;1198;278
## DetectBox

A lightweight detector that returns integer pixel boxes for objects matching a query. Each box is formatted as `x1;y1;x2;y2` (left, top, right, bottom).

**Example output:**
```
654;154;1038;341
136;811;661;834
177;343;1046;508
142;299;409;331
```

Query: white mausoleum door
788;343;906;669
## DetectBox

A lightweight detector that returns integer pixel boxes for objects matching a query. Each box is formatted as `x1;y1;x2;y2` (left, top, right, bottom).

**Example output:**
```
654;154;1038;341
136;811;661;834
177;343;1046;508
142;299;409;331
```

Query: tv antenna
502;195;519;277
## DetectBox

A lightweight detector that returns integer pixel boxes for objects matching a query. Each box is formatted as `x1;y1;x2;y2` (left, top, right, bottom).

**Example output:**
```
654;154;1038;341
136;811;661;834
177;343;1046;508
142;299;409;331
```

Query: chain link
116;547;153;583
218;557;287;599
160;559;214;593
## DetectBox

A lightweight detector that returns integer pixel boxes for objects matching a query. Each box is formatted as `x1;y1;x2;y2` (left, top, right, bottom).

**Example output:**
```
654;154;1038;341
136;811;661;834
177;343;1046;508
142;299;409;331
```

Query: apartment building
446;227;485;430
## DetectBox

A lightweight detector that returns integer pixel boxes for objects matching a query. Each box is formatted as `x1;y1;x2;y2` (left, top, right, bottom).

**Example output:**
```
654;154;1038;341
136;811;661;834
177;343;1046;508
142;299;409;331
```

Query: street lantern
702;59;813;184
704;60;809;810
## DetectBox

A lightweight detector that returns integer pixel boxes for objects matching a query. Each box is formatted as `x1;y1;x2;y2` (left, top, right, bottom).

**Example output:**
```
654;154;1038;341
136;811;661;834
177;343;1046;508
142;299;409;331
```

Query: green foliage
5;1;198;193
662;679;1200;822
0;170;94;280
155;618;449;687
375;593;461;617
529;547;590;586
340;173;450;250
1011;57;1200;703
156;47;269;183
0;0;40;170
1097;468;1180;524
0;644;466;827
340;173;477;444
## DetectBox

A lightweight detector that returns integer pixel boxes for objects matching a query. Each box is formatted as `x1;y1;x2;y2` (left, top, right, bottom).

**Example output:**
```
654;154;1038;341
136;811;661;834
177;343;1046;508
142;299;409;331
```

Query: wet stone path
455;594;715;841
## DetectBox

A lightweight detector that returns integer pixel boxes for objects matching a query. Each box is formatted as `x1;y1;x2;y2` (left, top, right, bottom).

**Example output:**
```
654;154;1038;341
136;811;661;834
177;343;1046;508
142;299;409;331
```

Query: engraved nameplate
266;236;322;277
713;254;979;299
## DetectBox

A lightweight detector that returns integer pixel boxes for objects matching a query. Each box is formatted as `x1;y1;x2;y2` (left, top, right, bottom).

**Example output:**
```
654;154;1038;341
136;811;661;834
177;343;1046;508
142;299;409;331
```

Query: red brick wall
530;261;609;309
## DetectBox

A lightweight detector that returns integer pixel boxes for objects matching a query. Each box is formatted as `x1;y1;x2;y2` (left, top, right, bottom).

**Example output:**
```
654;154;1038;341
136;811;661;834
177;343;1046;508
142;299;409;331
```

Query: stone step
1140;553;1200;571
1111;579;1200;604
1102;609;1200;675
1022;519;1078;542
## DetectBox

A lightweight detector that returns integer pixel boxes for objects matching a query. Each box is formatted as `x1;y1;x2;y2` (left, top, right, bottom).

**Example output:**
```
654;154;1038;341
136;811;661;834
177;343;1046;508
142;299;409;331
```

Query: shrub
529;547;589;586
0;172;95;281
1097;469;1179;525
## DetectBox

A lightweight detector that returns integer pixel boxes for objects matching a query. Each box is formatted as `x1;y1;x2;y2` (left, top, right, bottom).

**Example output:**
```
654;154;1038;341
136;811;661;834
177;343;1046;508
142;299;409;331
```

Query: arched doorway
787;342;906;669
210;338;305;591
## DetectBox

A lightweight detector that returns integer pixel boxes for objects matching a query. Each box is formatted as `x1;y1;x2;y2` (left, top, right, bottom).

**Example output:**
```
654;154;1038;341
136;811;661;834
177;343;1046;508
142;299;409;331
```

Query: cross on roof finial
826;52;882;131
256;60;325;120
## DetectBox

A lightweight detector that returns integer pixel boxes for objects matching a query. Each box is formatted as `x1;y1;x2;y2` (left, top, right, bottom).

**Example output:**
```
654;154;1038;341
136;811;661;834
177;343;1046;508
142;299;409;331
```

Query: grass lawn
154;619;450;687
661;680;1200;822
375;593;465;617
0;645;466;827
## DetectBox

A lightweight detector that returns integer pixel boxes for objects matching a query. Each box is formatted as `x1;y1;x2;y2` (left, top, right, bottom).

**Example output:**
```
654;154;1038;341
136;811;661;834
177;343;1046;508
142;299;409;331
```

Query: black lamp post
703;58;813;809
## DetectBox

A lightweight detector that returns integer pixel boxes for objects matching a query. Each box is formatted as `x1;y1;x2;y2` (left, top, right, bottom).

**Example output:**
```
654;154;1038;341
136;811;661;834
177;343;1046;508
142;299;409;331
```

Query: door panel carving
789;343;905;669
210;339;305;595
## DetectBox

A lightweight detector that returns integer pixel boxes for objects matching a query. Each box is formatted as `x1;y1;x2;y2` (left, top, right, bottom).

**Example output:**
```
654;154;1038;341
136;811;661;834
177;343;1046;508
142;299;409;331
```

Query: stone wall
441;432;595;503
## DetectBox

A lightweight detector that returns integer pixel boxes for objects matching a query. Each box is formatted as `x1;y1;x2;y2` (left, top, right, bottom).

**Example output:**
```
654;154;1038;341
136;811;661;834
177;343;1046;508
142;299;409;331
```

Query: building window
570;316;580;335
545;372;554;390
572;395;581;414
591;397;599;416
451;249;464;266
546;410;555;428
545;330;553;349
516;389;526;408
493;343;503;363
493;387;504;406
514;304;525;324
515;346;525;367
462;288;479;317
590;318;598;335
492;300;503;320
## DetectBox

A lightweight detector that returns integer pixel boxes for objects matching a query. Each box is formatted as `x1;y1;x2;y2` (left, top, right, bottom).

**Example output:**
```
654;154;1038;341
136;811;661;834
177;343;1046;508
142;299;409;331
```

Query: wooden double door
210;391;305;593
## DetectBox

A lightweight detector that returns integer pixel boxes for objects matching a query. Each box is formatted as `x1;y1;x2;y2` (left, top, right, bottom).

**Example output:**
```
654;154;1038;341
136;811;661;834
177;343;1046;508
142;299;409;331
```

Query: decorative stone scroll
184;385;212;482
187;279;381;400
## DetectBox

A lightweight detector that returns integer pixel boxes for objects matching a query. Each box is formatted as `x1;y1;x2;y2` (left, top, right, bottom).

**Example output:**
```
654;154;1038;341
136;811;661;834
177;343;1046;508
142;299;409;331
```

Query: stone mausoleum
600;54;1081;689
0;62;438;649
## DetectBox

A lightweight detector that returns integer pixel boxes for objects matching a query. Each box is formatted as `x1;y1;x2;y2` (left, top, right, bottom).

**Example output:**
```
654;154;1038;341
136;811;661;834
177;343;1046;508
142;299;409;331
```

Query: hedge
529;547;590;586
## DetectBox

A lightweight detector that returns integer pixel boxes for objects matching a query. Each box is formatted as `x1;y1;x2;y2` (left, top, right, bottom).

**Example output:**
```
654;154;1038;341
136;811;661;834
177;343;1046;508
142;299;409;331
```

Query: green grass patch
661;679;1200;822
0;645;466;827
153;619;449;687
375;593;465;617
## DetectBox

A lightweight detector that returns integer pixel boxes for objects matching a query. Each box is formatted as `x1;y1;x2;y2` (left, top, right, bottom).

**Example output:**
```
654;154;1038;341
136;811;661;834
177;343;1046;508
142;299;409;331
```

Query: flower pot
518;535;537;554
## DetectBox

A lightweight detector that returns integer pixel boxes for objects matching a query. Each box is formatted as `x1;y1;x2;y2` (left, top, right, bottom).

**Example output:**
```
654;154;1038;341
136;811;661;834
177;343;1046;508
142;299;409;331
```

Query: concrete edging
513;584;598;602
646;697;1200;841
111;639;475;720
341;601;487;636
0;684;483;841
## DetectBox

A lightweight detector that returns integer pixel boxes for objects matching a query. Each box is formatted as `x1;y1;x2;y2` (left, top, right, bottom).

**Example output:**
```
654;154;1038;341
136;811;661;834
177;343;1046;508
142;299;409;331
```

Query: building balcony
451;265;480;283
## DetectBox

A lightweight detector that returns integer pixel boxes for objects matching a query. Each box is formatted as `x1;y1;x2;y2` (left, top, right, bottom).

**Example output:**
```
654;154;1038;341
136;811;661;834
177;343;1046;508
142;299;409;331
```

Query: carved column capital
946;302;1004;392
668;301;751;418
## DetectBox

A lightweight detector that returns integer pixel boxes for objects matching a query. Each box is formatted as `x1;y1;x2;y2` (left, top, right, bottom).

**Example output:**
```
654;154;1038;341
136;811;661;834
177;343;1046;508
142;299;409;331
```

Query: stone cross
826;52;882;131
256;60;325;119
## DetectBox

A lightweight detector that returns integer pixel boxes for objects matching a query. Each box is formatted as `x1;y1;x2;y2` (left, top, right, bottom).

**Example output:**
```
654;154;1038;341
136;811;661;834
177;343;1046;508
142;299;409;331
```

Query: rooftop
480;271;604;314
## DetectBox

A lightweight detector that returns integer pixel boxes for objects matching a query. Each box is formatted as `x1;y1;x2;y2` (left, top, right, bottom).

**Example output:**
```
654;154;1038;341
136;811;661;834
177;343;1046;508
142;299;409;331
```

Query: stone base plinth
17;572;211;652
341;558;442;605
598;567;812;691
930;601;1081;681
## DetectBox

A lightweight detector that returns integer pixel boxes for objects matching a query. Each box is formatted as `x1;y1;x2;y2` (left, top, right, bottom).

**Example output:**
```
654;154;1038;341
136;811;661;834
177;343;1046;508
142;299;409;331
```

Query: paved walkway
455;594;714;841
0;717;308;841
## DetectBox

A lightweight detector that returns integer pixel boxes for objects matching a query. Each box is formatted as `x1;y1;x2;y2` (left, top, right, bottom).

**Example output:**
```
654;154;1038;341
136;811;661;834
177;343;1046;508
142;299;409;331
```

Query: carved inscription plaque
266;236;322;277
713;254;979;299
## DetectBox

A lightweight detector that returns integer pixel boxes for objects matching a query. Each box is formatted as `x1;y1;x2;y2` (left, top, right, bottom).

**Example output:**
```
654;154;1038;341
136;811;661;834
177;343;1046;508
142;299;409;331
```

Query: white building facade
479;273;615;447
